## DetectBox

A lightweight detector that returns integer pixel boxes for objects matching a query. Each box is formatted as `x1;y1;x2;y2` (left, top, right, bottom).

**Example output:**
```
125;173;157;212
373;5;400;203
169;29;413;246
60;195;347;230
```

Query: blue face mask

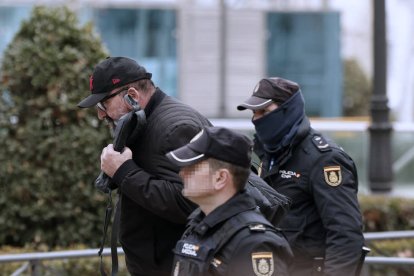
252;91;305;153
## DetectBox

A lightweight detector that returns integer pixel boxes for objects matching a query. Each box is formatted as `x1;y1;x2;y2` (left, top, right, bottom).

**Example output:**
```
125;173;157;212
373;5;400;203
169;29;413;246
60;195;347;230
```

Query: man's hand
101;144;132;177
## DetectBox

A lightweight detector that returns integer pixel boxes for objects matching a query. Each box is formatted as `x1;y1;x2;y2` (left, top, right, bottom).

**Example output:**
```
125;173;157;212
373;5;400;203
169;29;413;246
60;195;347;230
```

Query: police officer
166;126;292;276
237;77;365;276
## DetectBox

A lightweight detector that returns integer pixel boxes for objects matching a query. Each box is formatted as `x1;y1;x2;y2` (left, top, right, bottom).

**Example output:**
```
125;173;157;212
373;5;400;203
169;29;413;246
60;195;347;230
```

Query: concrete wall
178;5;264;118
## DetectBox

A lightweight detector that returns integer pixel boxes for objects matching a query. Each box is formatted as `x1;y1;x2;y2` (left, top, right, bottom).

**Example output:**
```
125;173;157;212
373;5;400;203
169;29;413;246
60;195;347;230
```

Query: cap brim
237;96;273;111
166;146;206;167
77;92;109;108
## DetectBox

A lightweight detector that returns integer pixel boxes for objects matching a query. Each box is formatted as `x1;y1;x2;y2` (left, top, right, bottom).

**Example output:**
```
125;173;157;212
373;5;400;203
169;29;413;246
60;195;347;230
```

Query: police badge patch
323;166;342;186
251;252;274;276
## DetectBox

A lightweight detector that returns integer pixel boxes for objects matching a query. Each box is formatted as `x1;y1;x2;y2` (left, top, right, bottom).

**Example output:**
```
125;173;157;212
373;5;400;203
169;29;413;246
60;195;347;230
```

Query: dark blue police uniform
172;190;292;276
255;117;365;276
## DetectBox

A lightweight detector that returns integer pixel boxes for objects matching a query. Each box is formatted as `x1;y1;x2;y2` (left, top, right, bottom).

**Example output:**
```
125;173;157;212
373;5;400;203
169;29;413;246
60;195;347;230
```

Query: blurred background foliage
359;195;414;276
0;4;412;276
342;59;371;117
0;5;110;248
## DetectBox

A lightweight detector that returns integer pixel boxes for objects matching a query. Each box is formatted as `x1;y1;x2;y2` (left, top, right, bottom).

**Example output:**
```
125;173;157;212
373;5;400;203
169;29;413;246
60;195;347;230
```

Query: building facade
2;0;409;120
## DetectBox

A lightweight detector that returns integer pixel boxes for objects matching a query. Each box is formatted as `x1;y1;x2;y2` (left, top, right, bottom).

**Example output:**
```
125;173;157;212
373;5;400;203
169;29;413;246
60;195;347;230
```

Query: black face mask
252;91;305;153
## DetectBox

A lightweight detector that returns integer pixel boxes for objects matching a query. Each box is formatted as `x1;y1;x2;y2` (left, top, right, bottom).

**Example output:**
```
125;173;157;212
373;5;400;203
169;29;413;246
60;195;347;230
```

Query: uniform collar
190;191;257;236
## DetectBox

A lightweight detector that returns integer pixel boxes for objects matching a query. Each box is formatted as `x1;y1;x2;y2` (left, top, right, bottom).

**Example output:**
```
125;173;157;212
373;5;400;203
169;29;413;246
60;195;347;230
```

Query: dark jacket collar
189;190;256;236
277;116;311;164
144;88;166;118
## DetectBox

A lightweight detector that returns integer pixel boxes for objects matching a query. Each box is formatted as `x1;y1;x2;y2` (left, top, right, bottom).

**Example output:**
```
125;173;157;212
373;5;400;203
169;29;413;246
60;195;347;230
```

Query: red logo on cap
112;78;121;85
89;76;93;91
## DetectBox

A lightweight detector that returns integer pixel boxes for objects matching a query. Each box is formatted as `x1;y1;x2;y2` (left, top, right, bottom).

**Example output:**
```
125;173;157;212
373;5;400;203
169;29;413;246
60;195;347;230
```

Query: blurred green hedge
0;5;109;249
359;195;414;276
360;195;414;232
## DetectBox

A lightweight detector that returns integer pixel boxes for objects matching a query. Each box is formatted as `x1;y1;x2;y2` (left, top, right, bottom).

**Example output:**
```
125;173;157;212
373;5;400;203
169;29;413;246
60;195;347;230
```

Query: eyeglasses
96;88;127;112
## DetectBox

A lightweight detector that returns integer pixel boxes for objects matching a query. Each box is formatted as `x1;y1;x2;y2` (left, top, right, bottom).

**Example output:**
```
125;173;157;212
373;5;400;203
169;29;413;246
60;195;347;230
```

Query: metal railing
1;231;414;275
360;230;414;276
0;248;125;276
0;248;124;264
364;230;414;241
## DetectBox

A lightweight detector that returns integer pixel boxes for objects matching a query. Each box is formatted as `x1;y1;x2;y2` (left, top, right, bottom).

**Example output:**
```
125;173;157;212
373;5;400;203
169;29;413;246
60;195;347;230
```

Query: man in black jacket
237;77;365;276
166;126;292;276
78;57;211;276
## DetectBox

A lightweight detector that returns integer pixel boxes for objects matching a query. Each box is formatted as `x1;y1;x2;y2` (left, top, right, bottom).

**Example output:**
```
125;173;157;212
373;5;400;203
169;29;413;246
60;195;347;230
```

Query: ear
213;169;230;191
124;87;143;109
127;87;140;102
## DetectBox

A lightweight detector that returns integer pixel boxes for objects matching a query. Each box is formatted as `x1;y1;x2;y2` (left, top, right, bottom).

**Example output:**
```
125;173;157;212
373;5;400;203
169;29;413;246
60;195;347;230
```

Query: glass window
0;6;32;61
267;12;342;117
93;8;177;97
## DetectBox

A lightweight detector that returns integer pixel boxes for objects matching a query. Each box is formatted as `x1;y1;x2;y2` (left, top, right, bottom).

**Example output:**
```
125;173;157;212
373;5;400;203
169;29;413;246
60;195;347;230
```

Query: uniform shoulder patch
312;135;331;152
251;252;274;276
179;242;200;257
323;166;342;186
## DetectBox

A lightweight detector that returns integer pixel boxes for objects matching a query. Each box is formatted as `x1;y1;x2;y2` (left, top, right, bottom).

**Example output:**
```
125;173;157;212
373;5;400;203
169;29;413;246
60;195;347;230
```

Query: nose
252;113;261;121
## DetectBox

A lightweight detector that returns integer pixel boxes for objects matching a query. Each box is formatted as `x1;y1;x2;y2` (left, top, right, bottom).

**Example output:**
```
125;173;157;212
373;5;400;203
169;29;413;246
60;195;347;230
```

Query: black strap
97;190;122;276
110;194;122;276
96;106;145;275
98;190;113;276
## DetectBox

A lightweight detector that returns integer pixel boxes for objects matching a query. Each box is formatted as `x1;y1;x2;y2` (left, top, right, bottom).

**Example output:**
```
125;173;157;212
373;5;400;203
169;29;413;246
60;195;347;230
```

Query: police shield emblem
324;166;342;186
251;252;274;276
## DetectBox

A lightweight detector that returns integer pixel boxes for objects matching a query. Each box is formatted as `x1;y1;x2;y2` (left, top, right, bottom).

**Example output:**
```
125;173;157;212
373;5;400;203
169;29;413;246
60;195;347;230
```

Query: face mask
252;91;305;152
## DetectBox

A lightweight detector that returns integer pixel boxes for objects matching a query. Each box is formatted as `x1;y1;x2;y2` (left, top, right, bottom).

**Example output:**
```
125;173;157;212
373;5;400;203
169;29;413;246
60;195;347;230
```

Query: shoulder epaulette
311;135;331;152
248;223;267;232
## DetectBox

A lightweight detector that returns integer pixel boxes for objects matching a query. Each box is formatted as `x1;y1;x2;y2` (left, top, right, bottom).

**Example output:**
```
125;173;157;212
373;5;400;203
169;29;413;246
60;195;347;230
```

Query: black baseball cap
237;77;300;110
166;126;253;168
77;57;152;108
